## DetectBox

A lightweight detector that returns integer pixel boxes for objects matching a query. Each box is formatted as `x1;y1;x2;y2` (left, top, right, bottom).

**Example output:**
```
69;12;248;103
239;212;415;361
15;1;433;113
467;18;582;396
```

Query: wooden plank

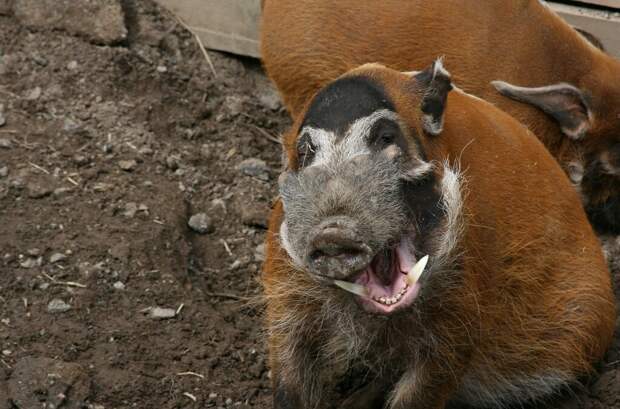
568;0;620;9
155;0;261;58
549;2;620;58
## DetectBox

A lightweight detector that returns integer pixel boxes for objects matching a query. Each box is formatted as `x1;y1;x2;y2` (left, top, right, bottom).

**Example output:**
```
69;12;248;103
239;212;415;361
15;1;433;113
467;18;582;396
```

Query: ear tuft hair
414;58;453;135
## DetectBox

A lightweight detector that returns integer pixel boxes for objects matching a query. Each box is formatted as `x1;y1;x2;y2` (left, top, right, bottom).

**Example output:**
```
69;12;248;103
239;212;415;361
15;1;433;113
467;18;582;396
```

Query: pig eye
369;119;401;150
297;133;316;168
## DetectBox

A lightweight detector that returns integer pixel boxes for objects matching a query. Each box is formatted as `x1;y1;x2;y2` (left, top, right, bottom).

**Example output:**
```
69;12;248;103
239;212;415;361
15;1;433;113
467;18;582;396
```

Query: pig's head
492;56;620;235
278;61;463;315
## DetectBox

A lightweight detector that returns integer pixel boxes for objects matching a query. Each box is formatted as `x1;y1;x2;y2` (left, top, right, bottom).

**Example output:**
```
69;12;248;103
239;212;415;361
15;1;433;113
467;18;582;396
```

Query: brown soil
0;1;618;408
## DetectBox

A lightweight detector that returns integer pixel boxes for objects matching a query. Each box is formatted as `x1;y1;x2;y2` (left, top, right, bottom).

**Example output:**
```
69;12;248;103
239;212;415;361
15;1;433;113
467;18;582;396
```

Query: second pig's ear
413;58;453;136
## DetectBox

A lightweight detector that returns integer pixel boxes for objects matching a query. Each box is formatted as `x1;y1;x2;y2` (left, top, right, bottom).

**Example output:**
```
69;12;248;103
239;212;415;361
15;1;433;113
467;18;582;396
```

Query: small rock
165;155;180;170
63;117;80;132
67;60;78;70
93;182;111;192
224;95;244;117
32;53;48;66
53;187;73;197
2;349;11;356
113;281;125;290
258;88;282;111
237;158;270;181
0;166;8;178
188;213;214;234
118;159;137;171
49;253;67;263
240;202;270;228
225;398;233;405
27;248;41;256
254;244;265;262
73;154;90;166
148;307;176;320
25;86;41;100
19;257;41;268
123;202;138;218
27;182;53;198
47;299;71;313
0;138;12;149
208;393;218;400
156;65;167;73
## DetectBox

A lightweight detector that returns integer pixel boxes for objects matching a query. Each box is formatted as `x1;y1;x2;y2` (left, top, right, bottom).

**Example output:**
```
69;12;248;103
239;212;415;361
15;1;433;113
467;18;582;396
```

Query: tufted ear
413;59;453;136
491;81;592;140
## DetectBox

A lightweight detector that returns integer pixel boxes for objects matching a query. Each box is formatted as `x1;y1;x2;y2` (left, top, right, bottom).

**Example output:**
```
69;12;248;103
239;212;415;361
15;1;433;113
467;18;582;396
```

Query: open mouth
333;237;429;314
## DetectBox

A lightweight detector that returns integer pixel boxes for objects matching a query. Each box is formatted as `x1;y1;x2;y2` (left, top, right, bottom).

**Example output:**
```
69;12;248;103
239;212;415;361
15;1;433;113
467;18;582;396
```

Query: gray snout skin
306;217;373;279
279;152;407;282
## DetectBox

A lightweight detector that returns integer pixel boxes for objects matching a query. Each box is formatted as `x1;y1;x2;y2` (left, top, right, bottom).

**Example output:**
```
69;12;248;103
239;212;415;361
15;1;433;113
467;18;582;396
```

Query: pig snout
306;217;373;279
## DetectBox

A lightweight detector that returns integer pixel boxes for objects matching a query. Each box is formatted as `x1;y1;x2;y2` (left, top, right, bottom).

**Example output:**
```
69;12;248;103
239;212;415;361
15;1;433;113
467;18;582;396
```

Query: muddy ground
0;1;618;408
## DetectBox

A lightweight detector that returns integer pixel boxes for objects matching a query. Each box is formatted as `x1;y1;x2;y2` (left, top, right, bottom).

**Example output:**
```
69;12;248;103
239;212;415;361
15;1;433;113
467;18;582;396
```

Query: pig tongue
359;237;416;297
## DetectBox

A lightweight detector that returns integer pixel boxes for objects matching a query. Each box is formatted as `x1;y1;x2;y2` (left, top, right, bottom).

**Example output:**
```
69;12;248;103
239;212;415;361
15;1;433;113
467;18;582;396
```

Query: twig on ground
29;161;50;174
173;15;217;78
220;239;233;257
183;392;197;402
204;292;247;301
177;371;205;379
246;123;282;144
42;272;87;288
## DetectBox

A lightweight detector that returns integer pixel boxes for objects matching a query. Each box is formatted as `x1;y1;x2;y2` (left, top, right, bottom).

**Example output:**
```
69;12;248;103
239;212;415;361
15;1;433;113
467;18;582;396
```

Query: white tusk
406;255;429;285
333;280;368;297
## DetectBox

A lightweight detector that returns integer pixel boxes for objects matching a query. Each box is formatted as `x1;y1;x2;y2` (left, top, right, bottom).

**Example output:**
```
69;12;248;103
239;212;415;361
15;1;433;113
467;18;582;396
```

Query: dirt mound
0;1;618;408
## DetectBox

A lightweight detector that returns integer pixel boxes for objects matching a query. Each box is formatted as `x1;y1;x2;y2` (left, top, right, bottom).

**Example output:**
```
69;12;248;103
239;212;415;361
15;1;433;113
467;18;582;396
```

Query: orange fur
262;65;616;408
260;0;620;232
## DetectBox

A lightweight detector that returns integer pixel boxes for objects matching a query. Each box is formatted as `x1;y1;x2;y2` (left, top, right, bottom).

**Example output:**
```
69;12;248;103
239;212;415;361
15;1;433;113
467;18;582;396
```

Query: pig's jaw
334;236;428;315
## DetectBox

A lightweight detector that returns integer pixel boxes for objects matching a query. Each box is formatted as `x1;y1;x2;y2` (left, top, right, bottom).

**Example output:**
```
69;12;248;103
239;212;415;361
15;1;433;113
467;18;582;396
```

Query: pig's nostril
307;226;372;277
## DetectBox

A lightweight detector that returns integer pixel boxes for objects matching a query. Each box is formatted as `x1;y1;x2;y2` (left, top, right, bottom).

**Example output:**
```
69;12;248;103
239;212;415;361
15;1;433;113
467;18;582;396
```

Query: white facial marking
279;221;303;266
299;109;400;168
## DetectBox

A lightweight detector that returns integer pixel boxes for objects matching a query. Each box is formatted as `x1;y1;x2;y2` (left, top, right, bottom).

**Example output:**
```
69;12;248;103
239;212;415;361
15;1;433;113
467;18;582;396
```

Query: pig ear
491;81;591;140
413;59;453;136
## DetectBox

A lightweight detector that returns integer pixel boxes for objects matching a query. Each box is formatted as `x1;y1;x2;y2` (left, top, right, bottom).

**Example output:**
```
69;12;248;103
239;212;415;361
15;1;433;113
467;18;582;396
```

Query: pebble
254;244;266;262
224;95;244;117
20;257;42;268
49;253;67;263
237;158;270;181
156;65;168;73
67;60;78;70
148;307;176;320
208;393;218;399
0;137;12;149
113;281;125;290
165;155;180;170
73;154;90;166
188;213;214;234
27;182;53;199
53;187;73;197
123;202;138;218
225;398;233;406
0;166;8;178
240;203;270;228
47;299;71;314
118;159;138;171
2;349;11;356
27;248;41;256
26;86;42;101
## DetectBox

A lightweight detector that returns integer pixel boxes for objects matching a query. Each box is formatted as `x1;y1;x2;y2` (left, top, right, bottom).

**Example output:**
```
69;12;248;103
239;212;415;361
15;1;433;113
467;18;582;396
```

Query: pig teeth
406;255;429;285
333;280;368;297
